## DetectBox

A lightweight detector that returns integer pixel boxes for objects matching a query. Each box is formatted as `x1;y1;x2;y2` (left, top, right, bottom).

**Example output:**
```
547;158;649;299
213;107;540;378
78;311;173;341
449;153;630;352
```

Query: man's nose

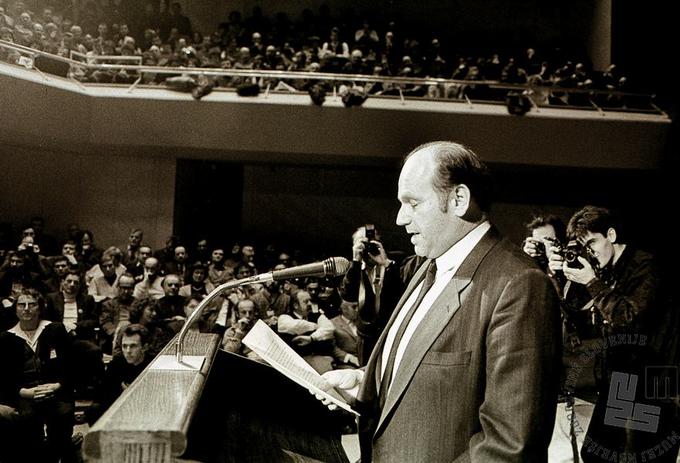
396;204;410;226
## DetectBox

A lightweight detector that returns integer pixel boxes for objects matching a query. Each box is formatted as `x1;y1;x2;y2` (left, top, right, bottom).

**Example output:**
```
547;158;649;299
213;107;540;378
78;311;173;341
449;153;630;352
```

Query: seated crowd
0;218;366;462
0;0;636;107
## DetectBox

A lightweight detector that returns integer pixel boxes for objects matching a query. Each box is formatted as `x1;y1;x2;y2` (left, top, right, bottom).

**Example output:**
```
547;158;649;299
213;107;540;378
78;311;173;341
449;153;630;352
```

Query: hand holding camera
353;224;389;266
548;240;597;285
522;237;545;258
563;256;597;285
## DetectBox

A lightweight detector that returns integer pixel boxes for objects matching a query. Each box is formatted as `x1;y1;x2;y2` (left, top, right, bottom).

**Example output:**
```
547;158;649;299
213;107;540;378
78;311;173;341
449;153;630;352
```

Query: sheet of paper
243;320;359;416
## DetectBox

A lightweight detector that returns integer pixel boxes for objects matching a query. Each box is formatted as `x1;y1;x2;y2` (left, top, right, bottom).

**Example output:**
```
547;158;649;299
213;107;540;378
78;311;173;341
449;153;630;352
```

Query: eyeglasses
17;302;38;309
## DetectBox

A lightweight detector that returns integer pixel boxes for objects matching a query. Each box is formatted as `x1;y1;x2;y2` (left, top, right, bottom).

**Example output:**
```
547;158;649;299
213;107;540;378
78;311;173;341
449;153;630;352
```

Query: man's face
306;282;319;301
242;246;255;262
396;149;461;259
122;334;145;365
211;249;224;263
580;231;615;268
9;255;24;269
62;243;76;255
197;240;208;252
144;258;159;277
295;291;311;318
16;294;39;323
340;300;358;321
532;224;558;259
118;276;135;302
318;285;334;301
174;247;187;262
63;274;80;295
101;260;116;278
237;300;256;322
53;259;69;276
129;230;143;247
137;246;152;262
163;275;180;296
237;266;253;279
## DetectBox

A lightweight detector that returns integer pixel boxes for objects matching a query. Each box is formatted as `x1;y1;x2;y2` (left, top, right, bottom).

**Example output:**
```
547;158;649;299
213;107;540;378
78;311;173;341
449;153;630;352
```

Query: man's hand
292;335;312;346
352;238;366;262
548;246;564;273
345;354;360;367
311;369;364;410
563;257;597;285
368;240;389;266
522;238;542;258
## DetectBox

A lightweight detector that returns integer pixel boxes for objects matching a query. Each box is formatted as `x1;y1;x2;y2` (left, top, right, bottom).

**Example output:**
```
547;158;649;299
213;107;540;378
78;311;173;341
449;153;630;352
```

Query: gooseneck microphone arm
175;256;351;363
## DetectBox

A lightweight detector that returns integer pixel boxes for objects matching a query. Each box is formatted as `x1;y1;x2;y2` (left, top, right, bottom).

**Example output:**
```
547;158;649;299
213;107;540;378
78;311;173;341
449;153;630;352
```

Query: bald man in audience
133;257;165;300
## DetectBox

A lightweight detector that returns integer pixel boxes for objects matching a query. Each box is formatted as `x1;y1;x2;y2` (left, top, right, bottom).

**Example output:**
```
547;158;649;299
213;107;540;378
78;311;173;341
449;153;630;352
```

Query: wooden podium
83;331;350;462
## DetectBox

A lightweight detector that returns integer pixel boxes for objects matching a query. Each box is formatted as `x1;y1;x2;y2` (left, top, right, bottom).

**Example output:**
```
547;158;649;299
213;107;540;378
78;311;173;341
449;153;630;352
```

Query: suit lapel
375;227;502;436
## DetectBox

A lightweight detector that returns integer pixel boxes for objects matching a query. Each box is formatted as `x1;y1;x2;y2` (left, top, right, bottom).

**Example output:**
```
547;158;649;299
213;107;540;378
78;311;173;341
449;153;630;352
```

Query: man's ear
450;184;471;217
606;227;617;244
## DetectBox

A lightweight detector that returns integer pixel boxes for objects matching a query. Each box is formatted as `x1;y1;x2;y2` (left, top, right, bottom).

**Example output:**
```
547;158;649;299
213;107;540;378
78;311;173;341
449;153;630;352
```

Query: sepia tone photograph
1;0;678;462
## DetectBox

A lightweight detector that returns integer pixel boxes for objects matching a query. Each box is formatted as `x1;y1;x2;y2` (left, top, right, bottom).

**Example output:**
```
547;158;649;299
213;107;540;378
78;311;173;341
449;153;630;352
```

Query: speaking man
319;141;561;462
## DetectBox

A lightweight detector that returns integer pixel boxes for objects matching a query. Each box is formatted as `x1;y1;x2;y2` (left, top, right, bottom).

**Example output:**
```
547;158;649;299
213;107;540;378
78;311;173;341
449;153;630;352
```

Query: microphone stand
175;273;273;364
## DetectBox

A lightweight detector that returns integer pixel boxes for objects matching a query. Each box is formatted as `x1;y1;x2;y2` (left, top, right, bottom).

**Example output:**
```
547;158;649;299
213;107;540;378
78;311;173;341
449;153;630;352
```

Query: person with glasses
0;288;76;463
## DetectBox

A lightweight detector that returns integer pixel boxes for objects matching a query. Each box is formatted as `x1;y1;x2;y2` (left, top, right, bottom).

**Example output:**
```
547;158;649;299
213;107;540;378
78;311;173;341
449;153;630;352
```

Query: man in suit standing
331;299;360;368
319;141;561;462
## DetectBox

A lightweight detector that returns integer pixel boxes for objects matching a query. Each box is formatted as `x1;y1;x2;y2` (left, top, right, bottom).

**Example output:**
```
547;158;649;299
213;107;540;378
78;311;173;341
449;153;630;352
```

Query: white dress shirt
380;221;491;391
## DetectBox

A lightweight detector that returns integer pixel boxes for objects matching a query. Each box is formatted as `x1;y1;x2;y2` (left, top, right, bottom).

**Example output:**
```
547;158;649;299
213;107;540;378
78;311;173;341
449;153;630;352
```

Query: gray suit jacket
357;227;561;462
331;315;359;364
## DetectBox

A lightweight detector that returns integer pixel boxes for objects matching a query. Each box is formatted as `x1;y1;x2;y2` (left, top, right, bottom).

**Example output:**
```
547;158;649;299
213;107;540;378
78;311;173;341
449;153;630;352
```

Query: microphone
270;257;351;281
174;256;351;364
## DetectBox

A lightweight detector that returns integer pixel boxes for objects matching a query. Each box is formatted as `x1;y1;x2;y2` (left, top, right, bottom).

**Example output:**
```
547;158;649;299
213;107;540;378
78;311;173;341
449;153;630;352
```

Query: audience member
99;274;136;354
178;262;214;299
133;257;165;300
100;323;152;408
87;255;120;302
155;273;185;320
330;299;360;368
207;247;234;285
277;288;334;373
0;288;77;463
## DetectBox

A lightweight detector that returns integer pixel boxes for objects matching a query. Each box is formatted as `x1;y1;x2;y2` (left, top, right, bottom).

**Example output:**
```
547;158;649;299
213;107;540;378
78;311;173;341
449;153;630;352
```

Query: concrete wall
0;144;176;251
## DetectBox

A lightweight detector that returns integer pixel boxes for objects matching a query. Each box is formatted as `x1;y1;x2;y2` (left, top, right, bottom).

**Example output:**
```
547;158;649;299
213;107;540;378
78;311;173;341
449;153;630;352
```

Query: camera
556;240;586;269
364;224;380;257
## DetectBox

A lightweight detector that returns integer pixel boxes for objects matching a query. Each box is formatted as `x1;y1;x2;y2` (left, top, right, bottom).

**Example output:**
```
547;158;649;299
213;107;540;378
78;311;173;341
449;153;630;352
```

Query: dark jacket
0;322;72;406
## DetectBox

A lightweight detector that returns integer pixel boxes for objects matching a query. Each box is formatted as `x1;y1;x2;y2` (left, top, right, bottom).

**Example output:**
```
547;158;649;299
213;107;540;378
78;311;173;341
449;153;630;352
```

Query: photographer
339;225;404;366
547;206;678;462
522;213;566;275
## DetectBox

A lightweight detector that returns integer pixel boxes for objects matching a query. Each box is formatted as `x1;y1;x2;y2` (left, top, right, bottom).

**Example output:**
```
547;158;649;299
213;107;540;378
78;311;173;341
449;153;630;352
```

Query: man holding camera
548;205;678;462
340;226;405;367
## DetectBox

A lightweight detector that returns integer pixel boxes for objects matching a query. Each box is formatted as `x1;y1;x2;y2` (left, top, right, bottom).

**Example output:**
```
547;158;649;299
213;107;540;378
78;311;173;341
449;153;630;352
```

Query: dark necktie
378;260;437;409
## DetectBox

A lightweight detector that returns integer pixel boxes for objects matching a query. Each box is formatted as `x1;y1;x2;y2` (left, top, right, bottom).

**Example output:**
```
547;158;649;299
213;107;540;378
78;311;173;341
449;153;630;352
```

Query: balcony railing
1;39;666;116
